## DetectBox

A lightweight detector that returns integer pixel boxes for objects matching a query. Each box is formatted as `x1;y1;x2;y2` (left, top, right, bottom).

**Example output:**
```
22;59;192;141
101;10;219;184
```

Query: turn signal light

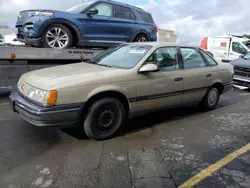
46;90;58;105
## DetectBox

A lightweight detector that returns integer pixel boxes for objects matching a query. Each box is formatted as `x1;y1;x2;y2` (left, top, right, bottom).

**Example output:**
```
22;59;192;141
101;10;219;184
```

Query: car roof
99;0;146;12
127;42;200;49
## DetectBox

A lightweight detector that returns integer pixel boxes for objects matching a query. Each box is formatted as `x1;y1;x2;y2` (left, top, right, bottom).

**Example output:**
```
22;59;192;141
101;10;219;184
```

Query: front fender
38;18;81;42
86;85;131;108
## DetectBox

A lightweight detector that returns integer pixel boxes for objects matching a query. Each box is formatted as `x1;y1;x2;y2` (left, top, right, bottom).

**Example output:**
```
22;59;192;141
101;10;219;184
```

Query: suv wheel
42;24;73;49
134;34;148;42
83;98;125;140
200;86;220;110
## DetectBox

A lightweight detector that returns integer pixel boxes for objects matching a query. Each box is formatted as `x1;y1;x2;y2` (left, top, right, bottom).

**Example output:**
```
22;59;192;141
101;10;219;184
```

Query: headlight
27;87;57;105
32;11;53;17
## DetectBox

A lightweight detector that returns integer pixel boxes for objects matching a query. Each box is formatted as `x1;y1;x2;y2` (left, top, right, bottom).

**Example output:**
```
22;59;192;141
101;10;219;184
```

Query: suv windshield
242;51;250;60
87;44;152;69
66;2;94;13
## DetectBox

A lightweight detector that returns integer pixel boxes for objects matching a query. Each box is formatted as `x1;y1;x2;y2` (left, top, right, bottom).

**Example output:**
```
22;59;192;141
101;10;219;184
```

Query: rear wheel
200;86;220;110
42;23;73;49
83;98;125;140
134;34;148;42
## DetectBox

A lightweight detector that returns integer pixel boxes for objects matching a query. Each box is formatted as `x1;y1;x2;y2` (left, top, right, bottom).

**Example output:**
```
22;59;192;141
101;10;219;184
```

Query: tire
83;98;126;140
41;23;73;49
200;86;220;110
134;34;149;42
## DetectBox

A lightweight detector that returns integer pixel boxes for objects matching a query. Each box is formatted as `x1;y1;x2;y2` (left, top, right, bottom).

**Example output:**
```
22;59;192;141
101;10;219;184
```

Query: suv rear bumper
9;89;84;128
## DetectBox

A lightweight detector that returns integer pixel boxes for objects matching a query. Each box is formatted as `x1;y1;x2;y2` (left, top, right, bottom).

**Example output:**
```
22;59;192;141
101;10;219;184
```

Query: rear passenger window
113;5;136;20
180;48;207;69
199;50;217;66
137;11;154;23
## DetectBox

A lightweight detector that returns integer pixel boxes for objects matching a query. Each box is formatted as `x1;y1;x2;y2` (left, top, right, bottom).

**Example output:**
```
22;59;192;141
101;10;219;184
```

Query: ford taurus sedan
9;42;234;140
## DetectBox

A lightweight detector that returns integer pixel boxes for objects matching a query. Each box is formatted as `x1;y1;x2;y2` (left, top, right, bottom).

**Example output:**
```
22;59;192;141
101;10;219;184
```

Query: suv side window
232;42;247;54
113;5;136;20
91;3;113;17
146;47;179;71
199;50;217;66
180;48;207;69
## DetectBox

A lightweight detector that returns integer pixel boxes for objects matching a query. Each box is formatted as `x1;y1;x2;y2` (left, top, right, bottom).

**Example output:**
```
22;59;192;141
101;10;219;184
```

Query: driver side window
91;3;113;17
146;47;179;71
232;42;246;54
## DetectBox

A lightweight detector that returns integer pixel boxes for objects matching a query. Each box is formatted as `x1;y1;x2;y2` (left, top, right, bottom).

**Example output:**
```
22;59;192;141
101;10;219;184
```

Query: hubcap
99;111;115;128
208;88;218;106
45;27;69;49
138;37;147;42
96;105;118;132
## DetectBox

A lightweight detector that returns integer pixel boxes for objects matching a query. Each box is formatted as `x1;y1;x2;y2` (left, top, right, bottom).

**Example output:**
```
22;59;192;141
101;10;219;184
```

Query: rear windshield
86;44;152;69
137;10;154;23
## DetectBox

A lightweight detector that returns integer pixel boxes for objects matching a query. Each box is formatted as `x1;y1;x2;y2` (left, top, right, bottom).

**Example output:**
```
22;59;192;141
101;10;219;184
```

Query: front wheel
83;98;126;140
42;23;73;49
200;86;220;110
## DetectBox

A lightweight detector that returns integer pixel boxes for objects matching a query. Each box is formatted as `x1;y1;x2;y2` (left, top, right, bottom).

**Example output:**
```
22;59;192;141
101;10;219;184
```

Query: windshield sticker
129;49;146;54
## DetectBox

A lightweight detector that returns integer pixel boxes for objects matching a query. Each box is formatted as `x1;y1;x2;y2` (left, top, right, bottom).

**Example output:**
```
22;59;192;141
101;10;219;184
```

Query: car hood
231;58;250;69
22;63;130;90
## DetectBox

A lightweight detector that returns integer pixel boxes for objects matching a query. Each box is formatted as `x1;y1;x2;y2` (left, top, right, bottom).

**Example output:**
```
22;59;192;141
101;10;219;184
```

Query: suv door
82;2;115;44
179;47;214;104
110;5;137;42
135;47;184;111
229;42;247;61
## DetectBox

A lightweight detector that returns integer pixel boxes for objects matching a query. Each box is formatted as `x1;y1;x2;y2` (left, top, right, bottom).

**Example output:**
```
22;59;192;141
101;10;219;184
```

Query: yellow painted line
179;142;250;188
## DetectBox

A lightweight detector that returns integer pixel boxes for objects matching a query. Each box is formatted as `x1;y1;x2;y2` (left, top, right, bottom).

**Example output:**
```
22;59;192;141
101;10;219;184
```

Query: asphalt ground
0;88;250;188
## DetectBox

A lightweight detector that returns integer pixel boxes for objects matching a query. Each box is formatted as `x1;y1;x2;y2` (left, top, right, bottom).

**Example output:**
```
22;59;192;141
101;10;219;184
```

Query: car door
135;46;184;111
179;47;213;104
229;41;247;61
82;2;115;43
109;5;137;42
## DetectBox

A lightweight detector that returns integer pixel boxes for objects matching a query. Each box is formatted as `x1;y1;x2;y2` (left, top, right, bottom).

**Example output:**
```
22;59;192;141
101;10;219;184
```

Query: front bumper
233;76;250;89
16;37;41;46
9;89;84;128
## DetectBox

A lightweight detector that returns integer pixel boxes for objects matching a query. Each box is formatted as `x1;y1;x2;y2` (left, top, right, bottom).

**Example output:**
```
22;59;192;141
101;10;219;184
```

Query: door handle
174;77;183;82
230;53;233;55
207;73;212;77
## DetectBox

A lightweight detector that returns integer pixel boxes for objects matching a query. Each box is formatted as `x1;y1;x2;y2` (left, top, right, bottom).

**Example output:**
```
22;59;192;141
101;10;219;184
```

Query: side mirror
87;8;98;15
139;64;158;73
239;54;244;58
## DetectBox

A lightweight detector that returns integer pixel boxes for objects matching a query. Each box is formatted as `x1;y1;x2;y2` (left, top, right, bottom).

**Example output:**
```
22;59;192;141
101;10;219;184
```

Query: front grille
234;67;250;78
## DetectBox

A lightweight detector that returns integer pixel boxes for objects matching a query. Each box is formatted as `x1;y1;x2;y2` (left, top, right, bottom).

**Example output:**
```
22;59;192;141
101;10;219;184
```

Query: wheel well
81;91;130;119
133;32;149;42
212;82;224;94
43;22;79;46
59;23;79;46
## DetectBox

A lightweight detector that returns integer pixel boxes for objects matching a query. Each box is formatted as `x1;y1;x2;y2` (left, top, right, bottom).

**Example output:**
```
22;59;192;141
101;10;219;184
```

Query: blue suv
15;0;158;49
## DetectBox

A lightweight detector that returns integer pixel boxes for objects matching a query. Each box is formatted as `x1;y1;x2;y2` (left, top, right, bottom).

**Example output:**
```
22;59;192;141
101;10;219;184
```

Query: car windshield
86;44;152;69
66;2;94;13
243;51;250;60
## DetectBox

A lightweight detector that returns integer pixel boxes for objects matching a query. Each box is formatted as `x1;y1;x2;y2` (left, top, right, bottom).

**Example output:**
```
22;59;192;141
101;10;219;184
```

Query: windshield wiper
98;64;112;68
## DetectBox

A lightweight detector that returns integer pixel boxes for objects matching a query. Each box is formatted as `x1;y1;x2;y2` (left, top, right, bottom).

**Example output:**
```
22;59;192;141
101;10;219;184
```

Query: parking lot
0;88;250;188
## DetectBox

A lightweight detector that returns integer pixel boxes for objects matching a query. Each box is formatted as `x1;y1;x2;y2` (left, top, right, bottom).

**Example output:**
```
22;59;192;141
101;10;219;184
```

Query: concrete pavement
0;89;250;188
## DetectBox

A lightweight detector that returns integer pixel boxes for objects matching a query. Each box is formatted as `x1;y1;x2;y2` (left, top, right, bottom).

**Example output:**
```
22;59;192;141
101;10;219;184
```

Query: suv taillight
153;25;158;31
